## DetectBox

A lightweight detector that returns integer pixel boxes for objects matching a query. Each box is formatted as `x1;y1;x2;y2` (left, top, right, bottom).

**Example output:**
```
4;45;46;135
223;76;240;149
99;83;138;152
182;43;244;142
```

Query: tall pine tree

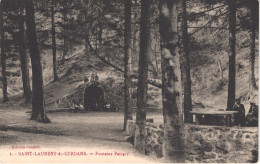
0;0;9;102
249;0;258;91
24;0;50;123
182;0;192;123
51;0;58;81
123;0;132;131
227;0;237;110
18;1;31;103
134;0;151;154
159;0;185;162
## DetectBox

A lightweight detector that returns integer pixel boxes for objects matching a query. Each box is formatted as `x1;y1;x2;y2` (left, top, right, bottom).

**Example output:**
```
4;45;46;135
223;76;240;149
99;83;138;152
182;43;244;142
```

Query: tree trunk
132;12;138;56
182;0;193;123
83;8;90;54
98;25;103;46
249;0;258;91
62;5;67;61
98;3;103;47
85;34;90;53
153;33;160;78
0;0;9;103
129;46;132;99
51;0;58;81
24;0;50;123
227;0;236;110
123;0;132;131
18;3;32;104
159;0;185;162
217;58;223;80
130;11;138;98
134;0;151;154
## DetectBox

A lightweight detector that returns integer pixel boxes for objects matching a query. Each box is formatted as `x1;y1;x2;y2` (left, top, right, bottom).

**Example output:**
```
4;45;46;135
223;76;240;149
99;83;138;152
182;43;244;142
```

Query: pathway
0;108;163;163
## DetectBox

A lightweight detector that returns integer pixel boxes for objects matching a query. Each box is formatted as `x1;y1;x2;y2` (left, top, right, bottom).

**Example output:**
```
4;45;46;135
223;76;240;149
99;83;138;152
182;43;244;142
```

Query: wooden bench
190;110;239;126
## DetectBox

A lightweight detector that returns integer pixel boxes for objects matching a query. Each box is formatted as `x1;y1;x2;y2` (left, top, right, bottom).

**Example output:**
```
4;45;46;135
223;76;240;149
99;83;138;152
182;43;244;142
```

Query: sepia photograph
0;0;258;163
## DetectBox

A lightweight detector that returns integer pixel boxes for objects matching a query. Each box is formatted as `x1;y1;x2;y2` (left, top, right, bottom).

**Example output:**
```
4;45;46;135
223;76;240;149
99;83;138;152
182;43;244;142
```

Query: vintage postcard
0;0;258;163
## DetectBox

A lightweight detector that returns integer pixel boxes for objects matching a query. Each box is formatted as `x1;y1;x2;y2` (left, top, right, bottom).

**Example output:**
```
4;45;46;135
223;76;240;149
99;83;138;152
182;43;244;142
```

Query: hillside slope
0;41;258;113
42;44;258;112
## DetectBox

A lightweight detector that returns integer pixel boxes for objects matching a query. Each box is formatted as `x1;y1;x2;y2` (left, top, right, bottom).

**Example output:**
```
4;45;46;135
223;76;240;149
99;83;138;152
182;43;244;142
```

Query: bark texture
123;0;132;131
0;0;9;102
181;0;192;123
24;0;50;123
134;0;151;154
227;0;236;110
18;2;32;104
249;0;258;91
62;5;67;61
51;0;58;81
159;0;185;162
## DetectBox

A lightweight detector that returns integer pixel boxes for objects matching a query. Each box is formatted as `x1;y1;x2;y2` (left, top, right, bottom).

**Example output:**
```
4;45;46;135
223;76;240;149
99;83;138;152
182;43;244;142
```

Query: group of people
230;98;258;127
83;73;104;111
69;73;115;112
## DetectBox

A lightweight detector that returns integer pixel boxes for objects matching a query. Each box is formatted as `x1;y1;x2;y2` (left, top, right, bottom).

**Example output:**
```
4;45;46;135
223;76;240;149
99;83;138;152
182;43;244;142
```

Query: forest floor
0;103;163;163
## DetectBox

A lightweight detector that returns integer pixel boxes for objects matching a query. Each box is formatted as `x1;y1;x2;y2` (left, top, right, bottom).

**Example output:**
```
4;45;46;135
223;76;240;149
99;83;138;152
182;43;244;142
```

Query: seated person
103;103;111;112
233;98;246;127
102;103;119;112
69;100;84;112
246;101;258;127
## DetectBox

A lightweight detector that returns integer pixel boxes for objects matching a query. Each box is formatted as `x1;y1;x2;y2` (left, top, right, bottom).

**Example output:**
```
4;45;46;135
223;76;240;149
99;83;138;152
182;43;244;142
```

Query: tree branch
189;11;228;36
188;26;228;30
93;51;162;88
95;52;124;72
189;4;226;16
85;32;163;88
130;74;162;88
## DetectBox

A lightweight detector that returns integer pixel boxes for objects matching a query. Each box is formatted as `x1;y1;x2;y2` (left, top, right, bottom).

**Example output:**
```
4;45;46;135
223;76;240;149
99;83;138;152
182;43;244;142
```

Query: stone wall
126;120;258;163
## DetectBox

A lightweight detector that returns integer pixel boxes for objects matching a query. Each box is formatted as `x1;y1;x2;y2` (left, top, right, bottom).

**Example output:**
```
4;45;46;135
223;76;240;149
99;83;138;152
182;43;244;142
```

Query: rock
185;155;194;162
157;130;164;138
215;159;226;163
128;120;258;163
146;119;154;123
146;144;152;155
250;150;258;163
186;149;197;155
203;153;216;159
202;141;213;152
126;136;134;146
157;137;163;144
195;156;202;161
153;145;163;158
215;145;228;154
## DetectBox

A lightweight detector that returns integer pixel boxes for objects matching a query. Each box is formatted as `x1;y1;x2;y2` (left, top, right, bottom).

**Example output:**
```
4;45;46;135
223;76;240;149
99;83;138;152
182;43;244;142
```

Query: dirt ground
0;105;164;163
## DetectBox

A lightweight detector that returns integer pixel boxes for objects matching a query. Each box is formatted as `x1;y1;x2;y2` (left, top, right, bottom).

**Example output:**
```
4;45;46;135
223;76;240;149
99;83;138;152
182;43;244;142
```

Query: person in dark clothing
83;76;90;110
246;102;258;127
92;82;104;111
83;77;104;111
84;85;92;110
233;98;246;127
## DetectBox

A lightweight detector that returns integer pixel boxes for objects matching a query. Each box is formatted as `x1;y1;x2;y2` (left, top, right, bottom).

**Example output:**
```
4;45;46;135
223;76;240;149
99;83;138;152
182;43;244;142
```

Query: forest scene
0;0;258;163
